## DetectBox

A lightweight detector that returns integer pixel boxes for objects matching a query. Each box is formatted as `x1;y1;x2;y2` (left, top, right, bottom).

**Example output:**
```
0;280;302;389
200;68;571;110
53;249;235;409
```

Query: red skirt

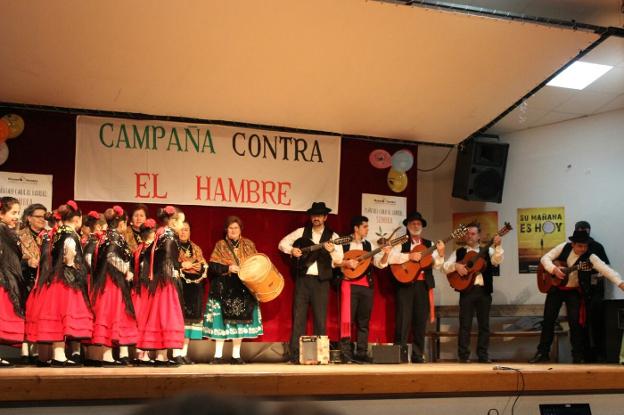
137;281;184;350
25;285;44;343
0;286;24;345
35;281;94;342
91;276;139;347
132;285;149;338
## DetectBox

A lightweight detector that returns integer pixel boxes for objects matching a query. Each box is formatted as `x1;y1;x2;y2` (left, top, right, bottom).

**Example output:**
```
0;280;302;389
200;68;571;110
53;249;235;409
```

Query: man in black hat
574;221;610;362
443;222;503;363
278;202;344;363
388;211;445;363
530;229;624;364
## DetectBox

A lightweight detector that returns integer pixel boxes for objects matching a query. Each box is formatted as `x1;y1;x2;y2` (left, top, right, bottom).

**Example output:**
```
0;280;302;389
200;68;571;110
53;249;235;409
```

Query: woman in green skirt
203;216;262;364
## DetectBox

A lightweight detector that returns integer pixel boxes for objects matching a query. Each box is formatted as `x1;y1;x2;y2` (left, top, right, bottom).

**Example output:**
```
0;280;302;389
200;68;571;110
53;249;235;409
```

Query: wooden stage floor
0;362;623;403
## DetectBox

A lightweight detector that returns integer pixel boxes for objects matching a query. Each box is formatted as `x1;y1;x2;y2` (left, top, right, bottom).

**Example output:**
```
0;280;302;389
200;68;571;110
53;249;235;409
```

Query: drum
238;253;284;303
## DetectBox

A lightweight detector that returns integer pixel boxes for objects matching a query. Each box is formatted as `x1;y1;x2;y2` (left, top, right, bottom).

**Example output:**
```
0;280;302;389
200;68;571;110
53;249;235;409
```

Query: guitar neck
421;234;453;256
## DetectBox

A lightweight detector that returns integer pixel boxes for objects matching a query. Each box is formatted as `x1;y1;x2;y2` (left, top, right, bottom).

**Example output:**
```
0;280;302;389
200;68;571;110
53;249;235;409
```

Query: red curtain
1;108;418;342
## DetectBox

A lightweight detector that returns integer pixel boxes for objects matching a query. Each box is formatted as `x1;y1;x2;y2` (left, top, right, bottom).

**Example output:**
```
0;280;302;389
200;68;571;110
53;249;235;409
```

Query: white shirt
387;238;444;270
541;242;622;288
443;245;504;286
278;226;344;276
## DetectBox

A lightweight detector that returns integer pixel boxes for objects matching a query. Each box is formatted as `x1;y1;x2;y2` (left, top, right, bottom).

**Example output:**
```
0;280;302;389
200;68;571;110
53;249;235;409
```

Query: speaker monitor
452;139;509;203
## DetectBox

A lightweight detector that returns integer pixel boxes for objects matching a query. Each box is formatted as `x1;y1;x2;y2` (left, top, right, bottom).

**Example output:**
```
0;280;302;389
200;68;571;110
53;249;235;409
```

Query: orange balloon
0;120;10;143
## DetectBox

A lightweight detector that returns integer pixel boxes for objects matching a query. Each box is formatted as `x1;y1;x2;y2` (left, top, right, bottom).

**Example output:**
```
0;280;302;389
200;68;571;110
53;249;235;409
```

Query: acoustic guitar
291;235;353;277
446;222;512;291
536;260;592;293
341;234;409;280
391;225;468;283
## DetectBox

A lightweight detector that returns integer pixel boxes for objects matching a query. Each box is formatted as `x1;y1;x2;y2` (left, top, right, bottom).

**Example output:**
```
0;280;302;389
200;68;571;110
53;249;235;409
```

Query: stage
1;362;623;403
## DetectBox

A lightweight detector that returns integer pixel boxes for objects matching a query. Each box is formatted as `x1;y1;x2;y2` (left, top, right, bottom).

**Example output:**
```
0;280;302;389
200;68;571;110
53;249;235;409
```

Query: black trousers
537;288;583;360
458;285;492;360
582;279;606;362
289;276;330;358
604;299;624;363
341;284;374;357
395;281;429;358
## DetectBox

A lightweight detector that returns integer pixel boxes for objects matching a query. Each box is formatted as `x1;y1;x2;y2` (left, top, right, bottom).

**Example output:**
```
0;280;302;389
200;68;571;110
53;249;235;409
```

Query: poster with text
517;207;566;273
361;193;407;249
0;172;53;212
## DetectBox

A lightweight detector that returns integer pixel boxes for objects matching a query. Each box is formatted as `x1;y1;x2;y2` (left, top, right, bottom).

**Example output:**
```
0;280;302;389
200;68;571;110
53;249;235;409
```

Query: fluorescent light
547;61;613;90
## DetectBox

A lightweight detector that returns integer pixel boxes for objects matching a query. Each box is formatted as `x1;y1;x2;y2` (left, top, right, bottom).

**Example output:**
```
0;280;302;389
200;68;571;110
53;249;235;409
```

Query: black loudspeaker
539;403;591;415
371;345;402;364
452;138;509;203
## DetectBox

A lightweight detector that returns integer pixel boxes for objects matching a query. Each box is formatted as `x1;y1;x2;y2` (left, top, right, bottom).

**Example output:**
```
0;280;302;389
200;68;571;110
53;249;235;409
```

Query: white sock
30;343;38;357
21;342;29;357
155;349;168;362
232;338;242;359
172;348;183;358
71;341;81;356
53;342;67;361
214;340;224;359
119;346;129;359
182;339;190;356
101;347;114;362
137;349;150;361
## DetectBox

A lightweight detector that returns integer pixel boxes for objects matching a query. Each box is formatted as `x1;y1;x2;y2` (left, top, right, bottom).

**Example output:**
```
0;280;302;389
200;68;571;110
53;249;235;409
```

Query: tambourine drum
238;253;284;302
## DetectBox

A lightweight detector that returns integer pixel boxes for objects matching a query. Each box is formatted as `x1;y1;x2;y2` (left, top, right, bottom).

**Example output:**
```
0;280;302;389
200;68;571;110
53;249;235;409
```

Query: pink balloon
369;149;392;169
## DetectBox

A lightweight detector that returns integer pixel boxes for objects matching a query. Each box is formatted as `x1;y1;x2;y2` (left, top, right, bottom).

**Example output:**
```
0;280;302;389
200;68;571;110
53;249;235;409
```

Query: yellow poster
517;207;566;274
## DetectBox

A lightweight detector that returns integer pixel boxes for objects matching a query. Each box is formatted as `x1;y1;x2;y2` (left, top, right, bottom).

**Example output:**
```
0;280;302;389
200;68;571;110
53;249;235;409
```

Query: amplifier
371;344;402;364
299;335;330;365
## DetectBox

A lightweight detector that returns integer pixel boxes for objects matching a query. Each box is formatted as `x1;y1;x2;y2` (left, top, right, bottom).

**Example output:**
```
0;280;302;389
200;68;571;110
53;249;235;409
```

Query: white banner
75;116;341;212
361;193;407;248
0;172;53;211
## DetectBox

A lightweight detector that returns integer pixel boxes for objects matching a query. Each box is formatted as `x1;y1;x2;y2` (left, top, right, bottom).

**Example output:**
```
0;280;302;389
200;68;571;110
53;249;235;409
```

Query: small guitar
446;222;513;292
291;235;353;277
536;260;592;293
391;225;468;283
341;234;409;280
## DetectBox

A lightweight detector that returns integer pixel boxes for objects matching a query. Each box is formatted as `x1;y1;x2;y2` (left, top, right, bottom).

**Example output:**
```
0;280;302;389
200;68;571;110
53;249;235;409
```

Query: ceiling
444;0;624;135
0;0;614;144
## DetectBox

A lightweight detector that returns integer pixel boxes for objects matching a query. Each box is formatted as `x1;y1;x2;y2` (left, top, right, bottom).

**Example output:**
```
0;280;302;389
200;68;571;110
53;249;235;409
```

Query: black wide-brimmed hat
306;201;332;215
569;229;590;243
403;211;427;227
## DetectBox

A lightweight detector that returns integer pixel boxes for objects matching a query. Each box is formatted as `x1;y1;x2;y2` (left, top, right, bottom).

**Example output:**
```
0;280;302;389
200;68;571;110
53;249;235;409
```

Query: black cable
416;146;454;172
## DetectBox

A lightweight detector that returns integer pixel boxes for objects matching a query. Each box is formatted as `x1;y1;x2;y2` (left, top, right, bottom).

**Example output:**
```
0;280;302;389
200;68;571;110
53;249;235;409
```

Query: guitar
536;260;592;293
446;222;513;292
342;234;409;280
291;235;353;277
391;225;468;283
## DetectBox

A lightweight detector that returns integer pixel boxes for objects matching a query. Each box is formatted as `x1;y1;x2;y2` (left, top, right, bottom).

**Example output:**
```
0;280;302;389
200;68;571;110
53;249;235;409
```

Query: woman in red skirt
132;219;156;365
35;201;93;367
0;197;26;367
136;206;185;366
90;206;138;365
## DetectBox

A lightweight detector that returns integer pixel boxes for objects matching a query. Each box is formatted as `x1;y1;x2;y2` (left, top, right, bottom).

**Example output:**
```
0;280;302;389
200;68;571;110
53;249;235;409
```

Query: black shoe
172;356;187;365
0;360;15;368
83;359;103;367
572;356;585;364
70;353;83;365
230;357;245;365
101;360;124;367
353;353;370;363
154;359;179;367
411;354;425;363
529;352;550;363
136;359;156;367
210;357;227;364
458;357;470;363
37;359;52;368
118;356;132;366
182;356;194;365
50;359;82;368
478;357;493;364
18;355;37;366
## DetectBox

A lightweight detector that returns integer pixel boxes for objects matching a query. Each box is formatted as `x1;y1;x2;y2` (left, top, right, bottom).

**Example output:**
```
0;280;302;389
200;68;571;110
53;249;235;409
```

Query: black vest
398;238;435;289
456;246;494;294
302;225;334;281
343;239;374;288
556;243;592;293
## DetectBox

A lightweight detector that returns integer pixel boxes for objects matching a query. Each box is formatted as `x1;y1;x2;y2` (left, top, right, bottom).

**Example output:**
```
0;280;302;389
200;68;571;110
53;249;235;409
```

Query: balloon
0;119;9;143
391;149;414;172
387;168;408;193
0;142;8;165
1;114;25;139
369;149;392;169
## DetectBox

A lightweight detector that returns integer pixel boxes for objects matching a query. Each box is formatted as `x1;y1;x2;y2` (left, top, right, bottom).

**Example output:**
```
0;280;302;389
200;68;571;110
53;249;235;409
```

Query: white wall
418;107;624;306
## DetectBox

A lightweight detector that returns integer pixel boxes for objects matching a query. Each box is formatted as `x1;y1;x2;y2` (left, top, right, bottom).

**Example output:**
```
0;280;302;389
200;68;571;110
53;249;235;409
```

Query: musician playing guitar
337;215;392;363
278;202;344;364
388;211;445;363
530;229;624;364
442;222;503;363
